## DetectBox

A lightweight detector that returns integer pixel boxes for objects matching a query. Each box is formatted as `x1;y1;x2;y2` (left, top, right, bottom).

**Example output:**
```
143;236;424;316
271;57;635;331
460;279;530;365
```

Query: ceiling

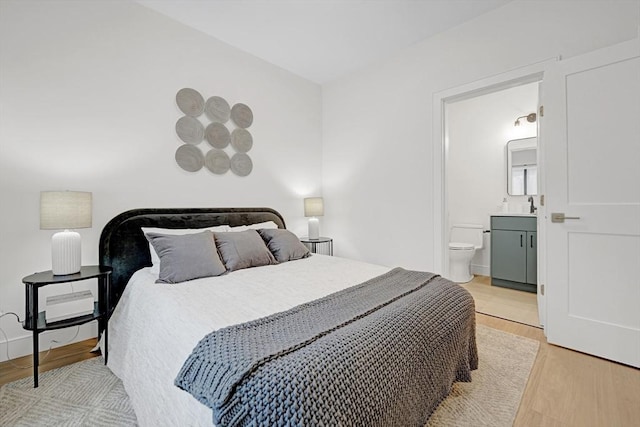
136;0;511;84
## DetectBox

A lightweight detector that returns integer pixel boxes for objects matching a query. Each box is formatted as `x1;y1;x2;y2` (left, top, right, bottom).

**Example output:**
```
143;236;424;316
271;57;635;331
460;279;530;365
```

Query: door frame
432;58;556;327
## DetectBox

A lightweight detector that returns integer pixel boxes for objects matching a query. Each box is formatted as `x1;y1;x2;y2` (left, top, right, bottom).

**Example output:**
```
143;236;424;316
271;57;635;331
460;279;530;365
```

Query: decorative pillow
142;225;230;270
214;230;277;272
227;221;279;232
258;229;310;263
145;231;226;284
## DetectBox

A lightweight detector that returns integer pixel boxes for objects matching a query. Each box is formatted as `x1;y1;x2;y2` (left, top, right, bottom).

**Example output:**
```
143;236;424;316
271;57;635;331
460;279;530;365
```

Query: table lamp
304;197;324;240
40;191;92;275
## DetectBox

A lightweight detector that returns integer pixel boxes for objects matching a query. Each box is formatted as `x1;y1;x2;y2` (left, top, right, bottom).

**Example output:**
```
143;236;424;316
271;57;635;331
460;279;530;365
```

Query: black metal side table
300;237;333;256
22;265;112;387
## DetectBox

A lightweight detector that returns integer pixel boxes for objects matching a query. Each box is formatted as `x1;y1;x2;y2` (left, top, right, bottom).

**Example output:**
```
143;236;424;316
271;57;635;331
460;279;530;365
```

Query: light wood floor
2;317;639;426
0;338;98;387
463;274;540;327
476;314;640;427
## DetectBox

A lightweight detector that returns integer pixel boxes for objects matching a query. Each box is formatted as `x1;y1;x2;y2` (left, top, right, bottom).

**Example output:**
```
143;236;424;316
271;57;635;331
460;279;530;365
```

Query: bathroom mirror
507;137;537;195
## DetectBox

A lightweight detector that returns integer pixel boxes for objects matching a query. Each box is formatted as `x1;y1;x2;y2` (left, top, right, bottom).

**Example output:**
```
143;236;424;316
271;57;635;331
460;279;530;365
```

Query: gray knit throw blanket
175;267;478;426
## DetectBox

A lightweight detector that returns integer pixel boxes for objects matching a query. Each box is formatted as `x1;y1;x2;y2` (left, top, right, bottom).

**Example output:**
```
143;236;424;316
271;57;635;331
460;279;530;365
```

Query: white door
544;38;640;367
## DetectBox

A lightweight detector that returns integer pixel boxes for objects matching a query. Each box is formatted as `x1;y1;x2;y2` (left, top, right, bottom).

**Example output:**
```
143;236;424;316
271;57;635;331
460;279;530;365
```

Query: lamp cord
1;275;82;370
0;311;81;369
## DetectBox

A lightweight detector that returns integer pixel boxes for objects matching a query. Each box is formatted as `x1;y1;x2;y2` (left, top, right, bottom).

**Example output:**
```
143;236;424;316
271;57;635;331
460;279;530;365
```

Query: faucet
528;196;537;214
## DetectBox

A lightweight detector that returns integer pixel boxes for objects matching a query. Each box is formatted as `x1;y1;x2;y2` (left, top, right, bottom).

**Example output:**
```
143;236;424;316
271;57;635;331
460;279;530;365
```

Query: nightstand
300;237;333;256
22;265;112;387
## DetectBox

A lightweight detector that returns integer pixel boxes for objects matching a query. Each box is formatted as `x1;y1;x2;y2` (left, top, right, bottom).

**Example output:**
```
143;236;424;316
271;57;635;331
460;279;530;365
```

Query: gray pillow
258;229;310;262
214;230;277;272
145;231;226;284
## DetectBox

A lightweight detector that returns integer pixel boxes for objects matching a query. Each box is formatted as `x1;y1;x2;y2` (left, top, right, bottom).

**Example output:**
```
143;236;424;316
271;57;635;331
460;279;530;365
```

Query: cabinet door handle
520;234;523;247
530;235;534;248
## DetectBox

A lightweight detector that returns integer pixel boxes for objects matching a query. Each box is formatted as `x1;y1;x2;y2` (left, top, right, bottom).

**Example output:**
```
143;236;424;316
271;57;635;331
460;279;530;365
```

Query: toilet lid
449;242;474;250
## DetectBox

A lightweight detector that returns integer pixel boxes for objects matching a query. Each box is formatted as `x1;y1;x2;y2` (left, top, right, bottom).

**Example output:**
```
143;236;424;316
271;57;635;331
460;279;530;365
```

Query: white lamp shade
304;197;324;217
40;191;92;230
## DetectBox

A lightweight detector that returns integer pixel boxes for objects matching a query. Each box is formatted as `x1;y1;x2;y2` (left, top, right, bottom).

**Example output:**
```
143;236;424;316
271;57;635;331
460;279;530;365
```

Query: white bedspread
106;254;389;427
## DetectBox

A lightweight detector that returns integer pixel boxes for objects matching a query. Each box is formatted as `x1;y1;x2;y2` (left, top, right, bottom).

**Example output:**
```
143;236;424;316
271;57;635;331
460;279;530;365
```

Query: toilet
449;223;484;283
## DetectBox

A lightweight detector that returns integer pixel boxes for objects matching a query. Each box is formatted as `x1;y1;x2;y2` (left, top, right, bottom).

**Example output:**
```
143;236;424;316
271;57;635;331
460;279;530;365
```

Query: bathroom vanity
490;214;537;293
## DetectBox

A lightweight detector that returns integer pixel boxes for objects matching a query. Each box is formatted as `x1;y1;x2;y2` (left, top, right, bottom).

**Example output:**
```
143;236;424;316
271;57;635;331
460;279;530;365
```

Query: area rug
0;356;136;427
0;325;538;426
427;325;539;426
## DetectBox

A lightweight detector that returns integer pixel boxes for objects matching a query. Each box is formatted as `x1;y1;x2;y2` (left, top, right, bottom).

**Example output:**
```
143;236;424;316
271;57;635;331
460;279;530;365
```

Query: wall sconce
40;191;92;275
304;197;324;240
514;113;537;126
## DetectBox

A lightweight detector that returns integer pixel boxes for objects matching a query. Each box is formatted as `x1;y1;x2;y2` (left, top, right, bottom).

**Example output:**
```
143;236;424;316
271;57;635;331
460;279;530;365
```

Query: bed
99;207;477;426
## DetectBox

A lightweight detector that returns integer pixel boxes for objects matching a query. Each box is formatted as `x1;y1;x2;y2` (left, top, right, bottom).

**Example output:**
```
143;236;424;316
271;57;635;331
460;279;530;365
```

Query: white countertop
491;212;537;217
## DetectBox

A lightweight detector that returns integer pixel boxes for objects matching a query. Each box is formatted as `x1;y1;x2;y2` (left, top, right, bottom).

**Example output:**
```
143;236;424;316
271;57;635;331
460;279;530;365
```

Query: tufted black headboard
98;207;286;310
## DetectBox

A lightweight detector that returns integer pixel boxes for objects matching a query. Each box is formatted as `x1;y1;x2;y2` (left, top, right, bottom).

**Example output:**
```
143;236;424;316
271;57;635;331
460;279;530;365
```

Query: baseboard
0;323;97;362
492;278;537;293
471;264;490;277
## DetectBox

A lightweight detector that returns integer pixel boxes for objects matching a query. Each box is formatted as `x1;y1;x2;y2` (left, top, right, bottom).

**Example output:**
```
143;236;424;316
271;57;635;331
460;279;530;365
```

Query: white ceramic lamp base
51;230;82;275
308;217;320;240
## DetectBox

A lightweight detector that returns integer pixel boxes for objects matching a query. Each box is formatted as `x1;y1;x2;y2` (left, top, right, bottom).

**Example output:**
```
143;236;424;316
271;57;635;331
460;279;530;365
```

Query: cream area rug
0;356;136;426
427;325;539;426
0;325;538;427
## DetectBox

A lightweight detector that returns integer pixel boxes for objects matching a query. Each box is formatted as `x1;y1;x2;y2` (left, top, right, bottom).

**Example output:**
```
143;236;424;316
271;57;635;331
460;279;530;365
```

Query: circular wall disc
205;96;231;123
230;103;253;128
231;128;253;153
176;88;204;117
205;149;230;174
205;122;231;149
230;153;253;177
175;145;204;172
175;116;204;144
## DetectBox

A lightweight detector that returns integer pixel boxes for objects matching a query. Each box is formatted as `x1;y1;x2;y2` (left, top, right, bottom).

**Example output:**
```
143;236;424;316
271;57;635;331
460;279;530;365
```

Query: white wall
0;0;322;360
322;0;639;270
447;83;538;276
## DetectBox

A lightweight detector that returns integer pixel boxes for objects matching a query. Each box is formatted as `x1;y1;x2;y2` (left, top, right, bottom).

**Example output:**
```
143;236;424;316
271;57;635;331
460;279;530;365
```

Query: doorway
431;61;552;329
444;82;541;327
444;82;540;327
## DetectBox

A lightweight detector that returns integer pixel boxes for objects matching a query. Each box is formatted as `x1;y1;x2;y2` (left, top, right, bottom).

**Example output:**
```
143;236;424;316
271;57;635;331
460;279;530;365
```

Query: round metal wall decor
175;144;204;172
231;128;253;153
205;149;231;174
230;103;253;128
176;88;204;117
205;96;231;123
205;122;231;149
230;153;253;177
174;90;254;177
175;116;204;144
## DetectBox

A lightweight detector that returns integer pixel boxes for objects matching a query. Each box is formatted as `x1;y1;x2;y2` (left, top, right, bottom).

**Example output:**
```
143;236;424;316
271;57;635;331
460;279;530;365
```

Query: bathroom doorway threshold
462;275;541;328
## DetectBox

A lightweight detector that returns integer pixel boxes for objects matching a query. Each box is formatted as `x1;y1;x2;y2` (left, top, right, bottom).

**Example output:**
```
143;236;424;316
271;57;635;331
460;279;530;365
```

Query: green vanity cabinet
490;215;537;293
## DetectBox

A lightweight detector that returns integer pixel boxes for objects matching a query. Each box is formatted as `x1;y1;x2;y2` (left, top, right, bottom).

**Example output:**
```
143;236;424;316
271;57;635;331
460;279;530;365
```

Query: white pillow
142;225;230;271
227;221;279;232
